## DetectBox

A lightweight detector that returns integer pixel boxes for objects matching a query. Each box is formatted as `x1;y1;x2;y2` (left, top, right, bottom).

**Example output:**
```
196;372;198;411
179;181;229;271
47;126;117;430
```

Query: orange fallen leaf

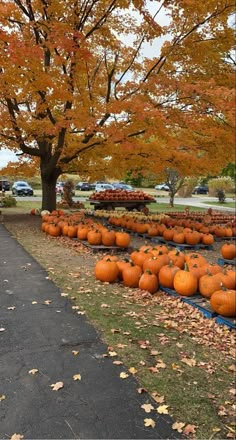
72;350;79;356
183;424;197;434
113;360;123;365
151;393;165;404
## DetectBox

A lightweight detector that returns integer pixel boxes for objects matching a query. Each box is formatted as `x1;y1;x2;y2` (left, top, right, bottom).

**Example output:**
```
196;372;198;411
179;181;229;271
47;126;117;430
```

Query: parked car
95;183;114;192
0;179;10;191
112;183;133;191
12;181;34;196
155;183;169;191
75;182;94;191
192;185;209;195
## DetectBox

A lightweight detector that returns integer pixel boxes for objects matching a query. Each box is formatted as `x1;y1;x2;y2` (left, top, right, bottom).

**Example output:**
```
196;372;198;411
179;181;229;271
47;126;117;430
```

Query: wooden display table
89;199;154;212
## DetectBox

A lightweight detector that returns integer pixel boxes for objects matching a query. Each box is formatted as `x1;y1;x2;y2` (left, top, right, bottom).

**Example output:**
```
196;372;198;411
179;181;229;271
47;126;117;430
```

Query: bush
216;189;225;203
2;196;17;207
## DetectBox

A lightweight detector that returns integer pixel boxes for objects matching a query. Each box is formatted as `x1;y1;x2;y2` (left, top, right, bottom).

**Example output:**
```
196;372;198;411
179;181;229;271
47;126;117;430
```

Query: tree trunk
169;192;174;208
40;157;61;211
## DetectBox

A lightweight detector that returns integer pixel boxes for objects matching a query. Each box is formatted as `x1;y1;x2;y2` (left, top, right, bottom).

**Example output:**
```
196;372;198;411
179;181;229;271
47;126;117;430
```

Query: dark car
192;185;209;195
76;182;94;191
0;179;10;191
12;181;34;196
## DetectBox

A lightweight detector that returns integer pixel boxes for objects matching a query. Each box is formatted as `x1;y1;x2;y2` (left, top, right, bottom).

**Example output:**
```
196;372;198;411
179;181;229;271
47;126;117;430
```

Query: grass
2;210;236;440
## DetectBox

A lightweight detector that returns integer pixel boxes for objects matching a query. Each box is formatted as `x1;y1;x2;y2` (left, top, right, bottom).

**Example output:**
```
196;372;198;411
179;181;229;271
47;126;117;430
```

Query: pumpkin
221;243;236;260
67;225;78;238
210;289;236;317
198;273;222;298
115;232;130;248
41;210;50;217
173;263;198;296
122;264;142;288
139;270;159;294
30;208;35;215
101;230;116;246
143;254;169;274
48;224;61;237
116;259;132;280
159;262;180;289
168;249;185;268
201;233;214;245
130;250;153;267
77;226;89;240
184;231;201;245
94;259;119;283
216;270;235;290
87;229;102;245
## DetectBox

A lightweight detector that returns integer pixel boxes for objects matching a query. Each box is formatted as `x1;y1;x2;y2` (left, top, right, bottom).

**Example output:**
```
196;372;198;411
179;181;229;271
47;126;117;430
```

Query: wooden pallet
74;239;133;253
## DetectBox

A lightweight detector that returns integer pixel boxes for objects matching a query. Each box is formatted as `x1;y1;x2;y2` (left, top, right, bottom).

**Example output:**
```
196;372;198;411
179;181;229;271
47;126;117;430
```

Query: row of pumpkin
40;211;236;259
94;245;236;317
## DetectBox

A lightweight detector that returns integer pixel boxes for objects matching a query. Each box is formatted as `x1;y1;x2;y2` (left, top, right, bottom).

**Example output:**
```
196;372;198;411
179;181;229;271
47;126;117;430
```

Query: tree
0;0;235;211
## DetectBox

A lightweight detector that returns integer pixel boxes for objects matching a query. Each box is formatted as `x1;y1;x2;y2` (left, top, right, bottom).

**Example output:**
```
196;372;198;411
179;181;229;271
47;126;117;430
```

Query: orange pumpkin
139;270;159;294
159;262;180;289
173;264;198;296
122;264;142;288
87;230;102;245
221;243;236;260
115;232;130;248
94;259;119;283
210;289;236;317
198;273;222;298
102;230;116;246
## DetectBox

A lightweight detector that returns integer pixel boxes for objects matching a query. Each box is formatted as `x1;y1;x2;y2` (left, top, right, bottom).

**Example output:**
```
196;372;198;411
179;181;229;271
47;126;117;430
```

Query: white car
95;183;114;192
155;183;169;191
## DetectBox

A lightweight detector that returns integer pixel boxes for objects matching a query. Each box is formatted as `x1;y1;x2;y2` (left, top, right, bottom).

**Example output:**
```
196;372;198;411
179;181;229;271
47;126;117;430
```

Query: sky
0;149;18;170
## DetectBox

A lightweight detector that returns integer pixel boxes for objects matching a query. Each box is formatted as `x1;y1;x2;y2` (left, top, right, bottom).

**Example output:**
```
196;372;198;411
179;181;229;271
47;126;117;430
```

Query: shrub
2;196;17;207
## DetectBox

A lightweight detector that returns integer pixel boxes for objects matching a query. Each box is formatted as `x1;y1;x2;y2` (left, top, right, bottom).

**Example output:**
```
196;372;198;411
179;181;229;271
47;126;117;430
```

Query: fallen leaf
101;303;110;308
0;327;6;332
0;395;6;401
157;405;169;414
181;357;196;367
60;292;68;297
150;350;161;356
141;403;154;413
183;424;197;435
10;435;24;440
155;360;166;369
44;300;52;305
116;343;127;349
137;387;146;394
229;388;236;396
111;328;120;333
144;418;156;428
108;351;118;357
172;422;185;433
50;381;64;391
228;365;236;372
73;374;81;381
31;301;38;305
113;360;123;365
72;305;80;310
151;393;165;404
120;372;129;379
72;350;79;356
28;369;39;375
129;367;137;375
7;306;16;310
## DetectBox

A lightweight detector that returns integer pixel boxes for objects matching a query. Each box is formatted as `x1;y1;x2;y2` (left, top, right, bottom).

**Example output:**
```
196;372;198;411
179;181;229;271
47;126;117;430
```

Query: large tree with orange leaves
0;0;235;210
